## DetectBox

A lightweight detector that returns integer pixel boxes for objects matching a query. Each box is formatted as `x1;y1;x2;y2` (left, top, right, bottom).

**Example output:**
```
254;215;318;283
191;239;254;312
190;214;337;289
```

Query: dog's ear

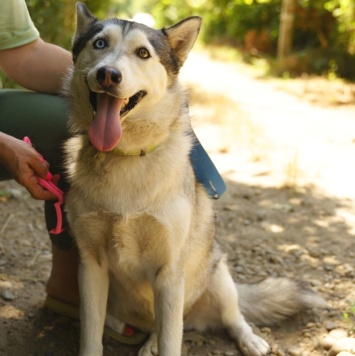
164;17;202;68
74;2;98;42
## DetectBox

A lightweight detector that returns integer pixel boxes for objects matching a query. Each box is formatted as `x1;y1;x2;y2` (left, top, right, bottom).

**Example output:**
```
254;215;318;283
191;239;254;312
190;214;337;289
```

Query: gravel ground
0;52;355;356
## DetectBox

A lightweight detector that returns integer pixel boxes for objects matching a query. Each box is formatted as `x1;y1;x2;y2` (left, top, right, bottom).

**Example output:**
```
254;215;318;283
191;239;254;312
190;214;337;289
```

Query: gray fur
237;278;328;326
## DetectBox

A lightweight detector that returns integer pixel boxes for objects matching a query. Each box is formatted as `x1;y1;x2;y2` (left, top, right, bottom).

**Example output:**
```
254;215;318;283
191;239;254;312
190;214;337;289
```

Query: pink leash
23;136;64;234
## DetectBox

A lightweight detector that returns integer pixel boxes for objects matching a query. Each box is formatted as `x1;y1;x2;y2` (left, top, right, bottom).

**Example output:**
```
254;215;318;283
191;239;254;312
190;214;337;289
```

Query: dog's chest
76;210;173;281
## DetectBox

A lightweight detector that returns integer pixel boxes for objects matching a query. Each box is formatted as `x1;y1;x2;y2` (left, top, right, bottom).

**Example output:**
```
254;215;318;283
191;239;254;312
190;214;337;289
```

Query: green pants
0;89;73;249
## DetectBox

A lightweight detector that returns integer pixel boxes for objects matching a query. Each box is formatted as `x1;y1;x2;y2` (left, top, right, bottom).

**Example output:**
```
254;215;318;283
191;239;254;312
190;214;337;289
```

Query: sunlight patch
0;304;24;319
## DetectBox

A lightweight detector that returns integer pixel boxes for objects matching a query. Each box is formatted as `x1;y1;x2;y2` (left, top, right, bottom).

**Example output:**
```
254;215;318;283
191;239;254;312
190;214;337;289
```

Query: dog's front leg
79;256;109;356
153;268;185;356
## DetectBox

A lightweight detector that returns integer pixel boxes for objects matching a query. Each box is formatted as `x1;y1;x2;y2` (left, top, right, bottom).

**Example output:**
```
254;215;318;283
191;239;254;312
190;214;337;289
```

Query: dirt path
1;52;355;356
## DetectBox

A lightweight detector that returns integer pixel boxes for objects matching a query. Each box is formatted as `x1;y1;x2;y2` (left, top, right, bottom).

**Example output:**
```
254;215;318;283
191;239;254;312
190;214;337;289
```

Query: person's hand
0;133;57;200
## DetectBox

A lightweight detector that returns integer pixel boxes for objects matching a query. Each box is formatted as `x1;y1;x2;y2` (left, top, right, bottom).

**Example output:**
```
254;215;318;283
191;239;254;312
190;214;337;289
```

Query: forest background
1;0;355;87
3;0;355;84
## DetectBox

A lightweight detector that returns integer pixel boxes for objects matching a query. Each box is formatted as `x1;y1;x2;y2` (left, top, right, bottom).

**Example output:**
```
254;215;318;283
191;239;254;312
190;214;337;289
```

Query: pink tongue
88;93;125;152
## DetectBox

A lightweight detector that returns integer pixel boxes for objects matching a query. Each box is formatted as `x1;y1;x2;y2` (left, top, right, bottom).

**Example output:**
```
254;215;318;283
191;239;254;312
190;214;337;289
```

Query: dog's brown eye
136;47;150;59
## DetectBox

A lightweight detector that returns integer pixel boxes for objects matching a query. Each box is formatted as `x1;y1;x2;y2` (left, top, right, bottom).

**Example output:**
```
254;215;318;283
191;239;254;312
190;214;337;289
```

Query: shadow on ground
0;175;354;355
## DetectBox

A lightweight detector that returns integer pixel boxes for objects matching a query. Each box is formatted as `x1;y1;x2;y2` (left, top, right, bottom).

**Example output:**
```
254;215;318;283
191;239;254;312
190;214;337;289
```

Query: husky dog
64;3;326;356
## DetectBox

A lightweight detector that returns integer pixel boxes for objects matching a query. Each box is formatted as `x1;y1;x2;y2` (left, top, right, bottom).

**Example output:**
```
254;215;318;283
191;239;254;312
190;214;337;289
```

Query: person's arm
0;38;72;94
0;38;72;199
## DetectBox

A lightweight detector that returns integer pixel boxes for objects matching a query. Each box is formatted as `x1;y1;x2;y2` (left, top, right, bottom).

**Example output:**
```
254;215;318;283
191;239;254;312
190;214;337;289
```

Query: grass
343;302;355;332
283;150;301;190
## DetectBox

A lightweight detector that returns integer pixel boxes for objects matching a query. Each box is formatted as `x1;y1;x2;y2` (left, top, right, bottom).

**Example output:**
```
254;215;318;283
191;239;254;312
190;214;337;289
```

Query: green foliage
343;301;355;331
20;0;355;80
326;0;355;54
25;0;131;48
198;0;281;47
191;0;355;79
26;0;76;50
150;0;198;27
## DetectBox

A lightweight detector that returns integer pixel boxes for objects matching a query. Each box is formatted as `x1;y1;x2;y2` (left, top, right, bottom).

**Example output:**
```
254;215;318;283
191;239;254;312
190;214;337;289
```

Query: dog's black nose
96;66;122;88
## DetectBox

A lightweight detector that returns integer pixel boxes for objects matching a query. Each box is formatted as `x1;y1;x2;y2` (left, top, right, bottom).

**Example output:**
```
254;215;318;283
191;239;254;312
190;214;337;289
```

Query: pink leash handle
23;136;64;234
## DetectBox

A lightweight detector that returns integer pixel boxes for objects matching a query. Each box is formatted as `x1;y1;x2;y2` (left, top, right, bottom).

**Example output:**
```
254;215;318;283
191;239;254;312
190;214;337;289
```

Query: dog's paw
138;333;158;356
238;333;270;356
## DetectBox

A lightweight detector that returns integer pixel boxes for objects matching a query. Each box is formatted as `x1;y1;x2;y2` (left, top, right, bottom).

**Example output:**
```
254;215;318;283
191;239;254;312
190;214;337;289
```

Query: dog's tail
237;278;328;326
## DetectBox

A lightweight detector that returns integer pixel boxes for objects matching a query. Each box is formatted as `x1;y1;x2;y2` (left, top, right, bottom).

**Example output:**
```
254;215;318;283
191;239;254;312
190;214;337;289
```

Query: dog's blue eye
93;39;107;50
136;47;150;59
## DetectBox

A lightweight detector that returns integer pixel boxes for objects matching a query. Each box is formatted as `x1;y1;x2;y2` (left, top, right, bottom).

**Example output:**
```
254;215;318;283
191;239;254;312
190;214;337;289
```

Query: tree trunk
277;0;296;70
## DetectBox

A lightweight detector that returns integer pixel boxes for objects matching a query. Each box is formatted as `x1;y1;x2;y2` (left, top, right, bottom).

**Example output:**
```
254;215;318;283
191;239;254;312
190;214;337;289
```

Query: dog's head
69;2;201;152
